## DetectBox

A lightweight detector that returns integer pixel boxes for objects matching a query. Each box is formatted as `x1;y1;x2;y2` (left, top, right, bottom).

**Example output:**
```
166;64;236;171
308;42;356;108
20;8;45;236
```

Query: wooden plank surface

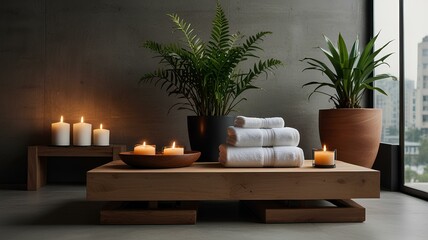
243;199;365;223
88;160;378;173
100;201;198;225
87;160;380;201
36;145;126;157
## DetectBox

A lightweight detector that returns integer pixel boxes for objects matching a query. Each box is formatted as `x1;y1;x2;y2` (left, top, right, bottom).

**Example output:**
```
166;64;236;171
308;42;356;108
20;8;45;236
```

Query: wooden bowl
119;151;201;169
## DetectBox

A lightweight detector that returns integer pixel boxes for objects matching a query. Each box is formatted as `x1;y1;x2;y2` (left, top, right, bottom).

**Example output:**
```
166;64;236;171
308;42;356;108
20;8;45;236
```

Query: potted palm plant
301;33;396;168
141;2;282;161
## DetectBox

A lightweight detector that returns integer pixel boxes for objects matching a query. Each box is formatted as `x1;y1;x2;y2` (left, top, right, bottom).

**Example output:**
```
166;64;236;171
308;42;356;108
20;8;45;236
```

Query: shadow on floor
14;200;103;225
197;201;259;223
10;200;260;225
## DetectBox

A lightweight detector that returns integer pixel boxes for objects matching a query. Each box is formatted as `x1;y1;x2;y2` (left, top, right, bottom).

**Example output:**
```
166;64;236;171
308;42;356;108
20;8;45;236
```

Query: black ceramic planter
187;116;234;162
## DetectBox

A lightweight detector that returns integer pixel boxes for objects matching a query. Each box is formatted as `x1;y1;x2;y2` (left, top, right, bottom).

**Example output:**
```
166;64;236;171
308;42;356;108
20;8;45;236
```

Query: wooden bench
28;145;126;190
86;160;379;224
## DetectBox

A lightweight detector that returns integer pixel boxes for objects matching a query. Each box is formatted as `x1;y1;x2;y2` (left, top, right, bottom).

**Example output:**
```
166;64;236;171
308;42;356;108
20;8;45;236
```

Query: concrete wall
0;0;369;185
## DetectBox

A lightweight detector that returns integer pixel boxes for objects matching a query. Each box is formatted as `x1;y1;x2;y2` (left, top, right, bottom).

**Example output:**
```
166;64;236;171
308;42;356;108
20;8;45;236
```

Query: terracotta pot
318;108;382;168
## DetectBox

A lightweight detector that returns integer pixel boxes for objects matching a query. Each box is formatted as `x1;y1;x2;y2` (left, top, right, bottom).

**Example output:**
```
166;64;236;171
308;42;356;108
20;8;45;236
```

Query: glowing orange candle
134;141;156;155
314;145;335;166
163;141;184;155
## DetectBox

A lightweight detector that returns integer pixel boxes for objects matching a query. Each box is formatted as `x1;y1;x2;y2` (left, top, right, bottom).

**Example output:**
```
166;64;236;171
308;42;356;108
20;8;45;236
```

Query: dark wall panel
0;0;369;184
0;0;45;183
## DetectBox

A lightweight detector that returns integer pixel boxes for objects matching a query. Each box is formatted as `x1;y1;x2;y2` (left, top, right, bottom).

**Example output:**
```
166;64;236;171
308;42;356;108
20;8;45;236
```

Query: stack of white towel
219;116;305;168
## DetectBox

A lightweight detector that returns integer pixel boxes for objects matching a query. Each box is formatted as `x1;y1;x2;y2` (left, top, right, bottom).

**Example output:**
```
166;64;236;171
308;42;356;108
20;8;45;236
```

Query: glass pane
373;0;400;144
404;0;428;192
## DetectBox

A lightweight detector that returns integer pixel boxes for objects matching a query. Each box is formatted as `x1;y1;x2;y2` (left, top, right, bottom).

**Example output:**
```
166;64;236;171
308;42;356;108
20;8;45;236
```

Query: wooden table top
87;160;380;201
88;160;377;174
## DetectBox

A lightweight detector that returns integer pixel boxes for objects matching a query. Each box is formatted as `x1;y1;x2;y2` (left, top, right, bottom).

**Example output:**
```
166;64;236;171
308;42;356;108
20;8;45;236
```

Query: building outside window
404;1;428;193
375;0;428;196
424;75;428;89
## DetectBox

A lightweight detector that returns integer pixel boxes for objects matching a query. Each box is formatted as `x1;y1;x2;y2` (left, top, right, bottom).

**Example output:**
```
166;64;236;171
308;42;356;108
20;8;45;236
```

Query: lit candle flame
172;141;176;149
100;123;103;129
60;116;63;123
80;116;84;123
142;141;146;147
323;145;327;151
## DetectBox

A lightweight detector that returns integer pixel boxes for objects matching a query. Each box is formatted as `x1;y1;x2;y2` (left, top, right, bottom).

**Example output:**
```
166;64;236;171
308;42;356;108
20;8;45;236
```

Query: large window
403;0;428;193
375;0;428;198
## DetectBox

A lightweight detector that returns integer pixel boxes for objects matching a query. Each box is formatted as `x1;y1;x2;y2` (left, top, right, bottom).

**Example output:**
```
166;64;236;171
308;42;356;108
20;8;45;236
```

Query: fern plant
301;33;396;108
140;2;282;116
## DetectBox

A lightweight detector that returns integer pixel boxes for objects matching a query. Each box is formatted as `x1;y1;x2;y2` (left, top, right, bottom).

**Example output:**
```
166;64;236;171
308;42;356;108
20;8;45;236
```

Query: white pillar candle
163;141;184;155
93;123;110;146
314;145;335;166
51;116;70;146
73;116;92;146
134;142;156;155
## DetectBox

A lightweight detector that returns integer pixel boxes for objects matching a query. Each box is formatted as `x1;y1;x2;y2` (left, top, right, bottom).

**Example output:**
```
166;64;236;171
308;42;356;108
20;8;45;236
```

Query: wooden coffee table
86;160;379;224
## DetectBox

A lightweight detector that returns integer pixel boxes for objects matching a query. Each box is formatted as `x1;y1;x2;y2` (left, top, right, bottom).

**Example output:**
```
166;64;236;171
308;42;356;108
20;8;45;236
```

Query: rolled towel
234;116;285;128
227;127;300;147
218;144;304;168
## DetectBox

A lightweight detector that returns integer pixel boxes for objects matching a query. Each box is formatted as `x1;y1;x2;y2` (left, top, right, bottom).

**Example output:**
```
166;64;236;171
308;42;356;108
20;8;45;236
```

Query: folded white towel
234;116;285;128
218;144;304;168
227;127;300;147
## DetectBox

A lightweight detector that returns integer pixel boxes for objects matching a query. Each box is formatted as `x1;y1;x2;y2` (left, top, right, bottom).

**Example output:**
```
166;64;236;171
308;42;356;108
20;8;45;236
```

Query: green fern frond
141;1;282;116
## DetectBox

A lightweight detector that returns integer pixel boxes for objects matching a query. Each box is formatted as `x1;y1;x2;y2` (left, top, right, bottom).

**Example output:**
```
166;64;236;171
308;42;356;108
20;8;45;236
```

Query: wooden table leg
112;145;126;161
242;199;365;223
27;146;47;191
100;201;199;225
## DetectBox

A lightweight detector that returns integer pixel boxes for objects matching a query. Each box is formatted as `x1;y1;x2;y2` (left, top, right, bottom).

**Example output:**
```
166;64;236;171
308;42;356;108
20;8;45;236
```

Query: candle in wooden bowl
73;116;92;146
51;116;70;146
163;141;184;155
134;142;156;155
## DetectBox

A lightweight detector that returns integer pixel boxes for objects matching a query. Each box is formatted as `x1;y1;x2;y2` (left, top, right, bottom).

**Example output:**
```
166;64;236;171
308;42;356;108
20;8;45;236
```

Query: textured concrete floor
0;186;427;240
